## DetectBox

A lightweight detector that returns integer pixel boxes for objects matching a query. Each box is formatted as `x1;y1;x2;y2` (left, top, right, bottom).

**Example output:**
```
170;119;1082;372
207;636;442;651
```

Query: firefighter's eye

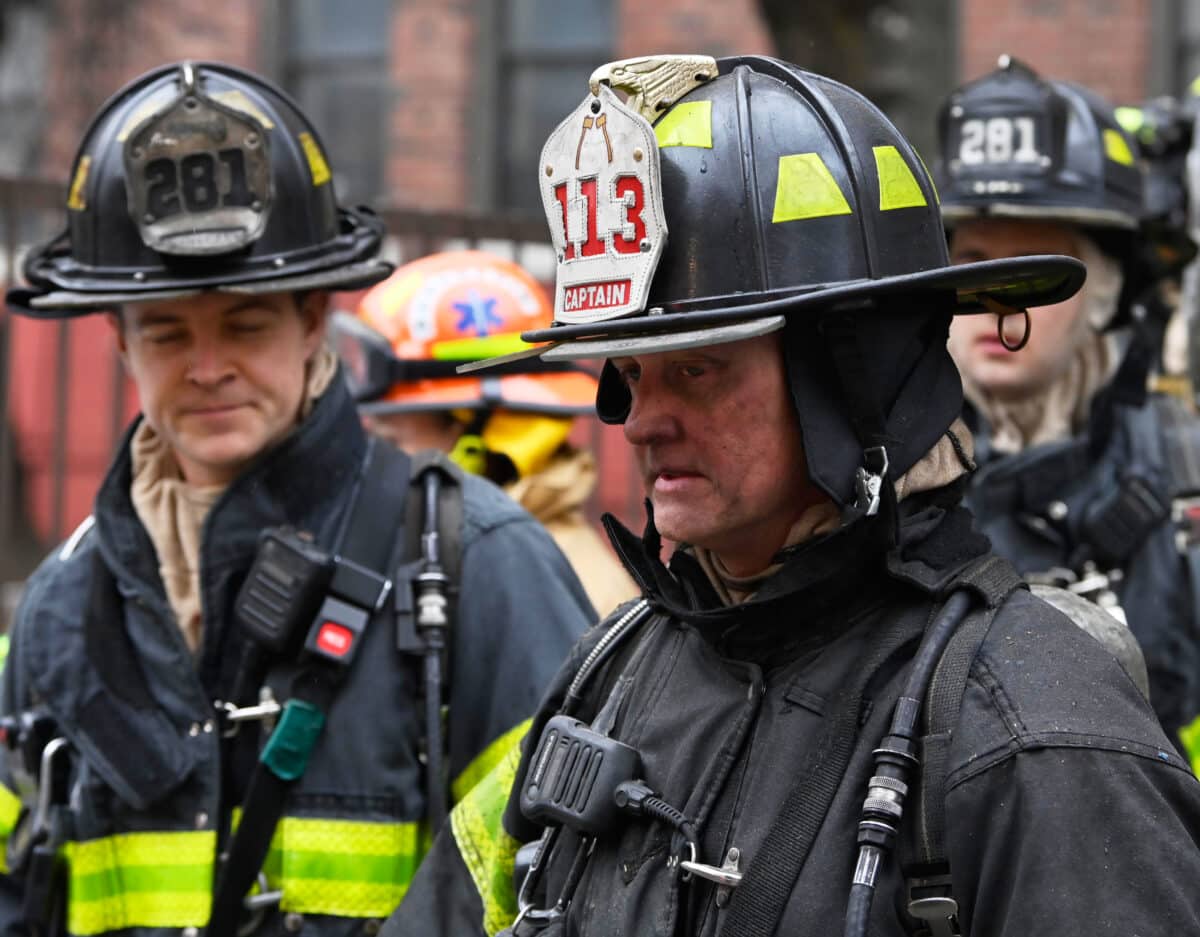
678;364;706;378
145;329;186;345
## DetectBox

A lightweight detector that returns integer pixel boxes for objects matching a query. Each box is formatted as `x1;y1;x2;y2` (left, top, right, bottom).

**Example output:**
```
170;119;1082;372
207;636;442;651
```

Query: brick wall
616;0;774;59
42;0;260;178
959;0;1151;102
386;0;477;211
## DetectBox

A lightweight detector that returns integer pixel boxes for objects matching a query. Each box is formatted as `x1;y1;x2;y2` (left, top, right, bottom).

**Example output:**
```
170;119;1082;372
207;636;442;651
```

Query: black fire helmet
936;55;1153;319
464;54;1086;512
8;61;390;318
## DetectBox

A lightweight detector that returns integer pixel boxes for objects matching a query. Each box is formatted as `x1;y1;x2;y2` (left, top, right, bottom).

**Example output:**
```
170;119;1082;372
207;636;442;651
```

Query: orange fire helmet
344;251;597;416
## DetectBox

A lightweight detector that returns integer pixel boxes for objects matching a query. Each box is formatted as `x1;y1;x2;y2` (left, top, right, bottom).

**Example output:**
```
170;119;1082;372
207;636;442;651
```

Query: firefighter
382;53;1200;937
935;56;1200;763
0;61;593;936
330;250;638;617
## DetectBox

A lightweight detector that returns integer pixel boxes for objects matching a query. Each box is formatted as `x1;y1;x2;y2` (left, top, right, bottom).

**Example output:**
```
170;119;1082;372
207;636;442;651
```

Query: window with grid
279;0;392;204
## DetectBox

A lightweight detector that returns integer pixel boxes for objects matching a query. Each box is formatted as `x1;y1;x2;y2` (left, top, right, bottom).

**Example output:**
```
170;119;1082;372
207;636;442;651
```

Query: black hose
842;588;975;937
418;470;450;832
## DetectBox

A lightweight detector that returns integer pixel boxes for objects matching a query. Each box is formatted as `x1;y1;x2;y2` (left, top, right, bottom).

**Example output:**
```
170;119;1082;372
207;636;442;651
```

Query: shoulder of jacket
12;518;99;658
457;471;543;539
948;588;1187;777
24;515;97;589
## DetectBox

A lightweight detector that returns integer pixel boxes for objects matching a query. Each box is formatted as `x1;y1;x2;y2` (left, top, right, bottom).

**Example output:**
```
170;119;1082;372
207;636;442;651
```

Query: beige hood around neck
960;236;1123;455
131;346;337;653
694;418;976;606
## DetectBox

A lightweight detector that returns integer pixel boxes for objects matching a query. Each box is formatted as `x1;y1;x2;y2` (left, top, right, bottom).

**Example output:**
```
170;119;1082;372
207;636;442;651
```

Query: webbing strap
722;617;923;937
911;613;991;868
208;440;411;935
901;558;1023;934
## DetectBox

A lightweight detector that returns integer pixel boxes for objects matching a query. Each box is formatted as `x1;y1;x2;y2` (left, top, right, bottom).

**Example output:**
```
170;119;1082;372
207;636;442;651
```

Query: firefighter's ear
107;309;130;363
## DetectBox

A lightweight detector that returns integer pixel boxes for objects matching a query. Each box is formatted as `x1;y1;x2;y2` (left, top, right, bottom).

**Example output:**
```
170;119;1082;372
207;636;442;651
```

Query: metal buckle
907;873;961;937
237;872;282;937
854;446;890;517
1066;562;1128;624
31;739;71;841
218;687;281;739
908;896;961;937
679;843;743;889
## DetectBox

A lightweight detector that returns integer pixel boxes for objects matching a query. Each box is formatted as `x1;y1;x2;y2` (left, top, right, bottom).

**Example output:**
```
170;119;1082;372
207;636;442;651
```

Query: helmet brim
541;315;786;362
520;254;1086;357
941;202;1140;230
10;260;393;318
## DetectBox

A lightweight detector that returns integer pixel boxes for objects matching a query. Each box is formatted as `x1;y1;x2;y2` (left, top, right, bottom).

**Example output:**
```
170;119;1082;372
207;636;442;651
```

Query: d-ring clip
981;297;1031;352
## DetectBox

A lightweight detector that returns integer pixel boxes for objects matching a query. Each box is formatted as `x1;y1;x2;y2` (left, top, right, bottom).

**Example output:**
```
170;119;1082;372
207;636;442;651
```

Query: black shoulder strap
394;449;465;655
208;438;411;935
723;615;926;937
902;556;1024;936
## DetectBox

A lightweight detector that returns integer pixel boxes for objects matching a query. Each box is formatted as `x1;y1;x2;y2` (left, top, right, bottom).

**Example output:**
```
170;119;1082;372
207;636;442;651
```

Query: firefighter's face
616;333;826;576
112;291;328;487
947;219;1091;399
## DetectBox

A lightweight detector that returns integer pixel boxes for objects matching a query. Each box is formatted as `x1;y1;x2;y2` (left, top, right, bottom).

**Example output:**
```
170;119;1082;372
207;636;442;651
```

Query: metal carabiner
237;872;283;937
30;738;71;840
679;842;744;888
218;688;282;739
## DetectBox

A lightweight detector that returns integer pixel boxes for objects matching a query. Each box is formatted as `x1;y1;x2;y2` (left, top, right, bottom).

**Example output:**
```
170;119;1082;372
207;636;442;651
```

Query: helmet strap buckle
854;446;890;517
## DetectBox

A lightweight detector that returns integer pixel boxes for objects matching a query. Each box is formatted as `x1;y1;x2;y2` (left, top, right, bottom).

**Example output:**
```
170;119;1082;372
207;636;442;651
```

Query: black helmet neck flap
10;61;390;318
469;54;1085;513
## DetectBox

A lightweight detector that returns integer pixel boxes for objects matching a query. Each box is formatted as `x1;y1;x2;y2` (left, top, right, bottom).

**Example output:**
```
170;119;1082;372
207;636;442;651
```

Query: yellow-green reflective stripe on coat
261;817;424;917
64;830;215;935
59;722;533;932
450;729;527;937
1179;714;1200;776
0;784;22;873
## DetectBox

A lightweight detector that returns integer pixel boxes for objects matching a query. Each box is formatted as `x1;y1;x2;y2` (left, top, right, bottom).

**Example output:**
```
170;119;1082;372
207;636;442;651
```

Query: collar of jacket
602;486;989;662
91;372;368;680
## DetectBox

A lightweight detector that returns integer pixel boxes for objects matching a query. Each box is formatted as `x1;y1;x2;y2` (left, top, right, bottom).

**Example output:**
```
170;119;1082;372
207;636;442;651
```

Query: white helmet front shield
539;82;668;324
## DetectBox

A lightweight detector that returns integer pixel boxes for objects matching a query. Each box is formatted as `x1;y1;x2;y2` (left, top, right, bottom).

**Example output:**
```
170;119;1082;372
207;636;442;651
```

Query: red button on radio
316;622;354;657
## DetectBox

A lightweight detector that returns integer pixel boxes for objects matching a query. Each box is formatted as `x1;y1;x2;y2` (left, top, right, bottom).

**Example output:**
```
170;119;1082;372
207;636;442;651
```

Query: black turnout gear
384;499;1200;937
381;52;1200;937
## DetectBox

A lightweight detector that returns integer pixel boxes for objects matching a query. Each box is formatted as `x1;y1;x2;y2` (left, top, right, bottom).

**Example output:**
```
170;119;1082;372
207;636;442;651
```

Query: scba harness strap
899;559;1027;937
208;440;465;934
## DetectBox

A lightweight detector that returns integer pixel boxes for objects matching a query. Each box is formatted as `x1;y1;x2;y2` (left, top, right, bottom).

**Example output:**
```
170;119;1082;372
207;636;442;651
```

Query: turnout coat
385;490;1200;937
0;377;594;936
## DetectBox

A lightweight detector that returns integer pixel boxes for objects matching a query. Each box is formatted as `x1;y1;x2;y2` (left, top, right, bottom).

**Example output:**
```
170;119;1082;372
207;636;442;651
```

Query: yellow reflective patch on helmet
771;153;852;223
873;145;928;211
298;132;332;186
1103;128;1135;167
1113;106;1146;138
67;156;91;211
654;101;713;149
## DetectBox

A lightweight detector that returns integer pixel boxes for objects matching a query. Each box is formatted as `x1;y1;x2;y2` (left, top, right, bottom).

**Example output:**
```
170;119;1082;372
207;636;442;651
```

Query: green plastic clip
261;700;326;782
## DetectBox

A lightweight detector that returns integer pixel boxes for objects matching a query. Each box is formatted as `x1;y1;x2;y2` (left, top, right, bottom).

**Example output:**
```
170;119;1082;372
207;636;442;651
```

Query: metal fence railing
0;180;643;626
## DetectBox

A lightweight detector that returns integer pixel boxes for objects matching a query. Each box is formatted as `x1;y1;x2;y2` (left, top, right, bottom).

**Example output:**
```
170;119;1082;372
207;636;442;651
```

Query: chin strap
821;309;895;525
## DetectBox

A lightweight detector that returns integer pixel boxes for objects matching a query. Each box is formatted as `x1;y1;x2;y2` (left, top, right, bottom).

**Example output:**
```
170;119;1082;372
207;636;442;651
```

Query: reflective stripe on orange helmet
354;251;597;415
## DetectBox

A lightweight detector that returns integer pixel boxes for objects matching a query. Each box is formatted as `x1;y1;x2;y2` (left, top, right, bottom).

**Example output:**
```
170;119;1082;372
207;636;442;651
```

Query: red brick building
1;0;1198;581
15;1;1195;215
